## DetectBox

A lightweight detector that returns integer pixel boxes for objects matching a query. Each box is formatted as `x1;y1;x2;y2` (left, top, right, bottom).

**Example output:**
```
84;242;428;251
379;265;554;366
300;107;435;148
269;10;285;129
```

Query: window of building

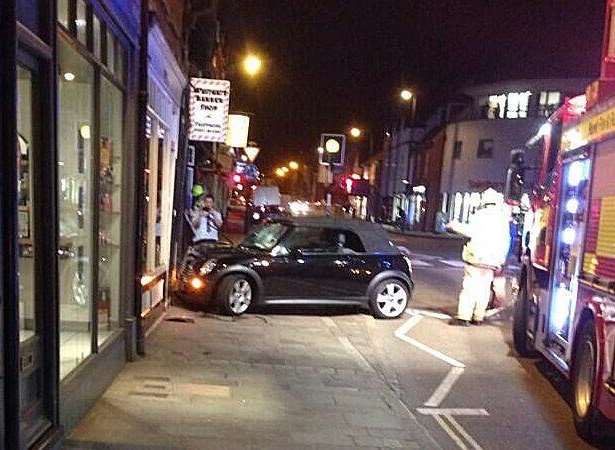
487;94;506;119
609;6;615;57
76;0;88;45
539;91;562;117
58;0;69;28
56;4;128;376
58;39;95;379
17;66;35;342
477;139;494;159
453;141;462;159
506;91;531;118
97;77;123;346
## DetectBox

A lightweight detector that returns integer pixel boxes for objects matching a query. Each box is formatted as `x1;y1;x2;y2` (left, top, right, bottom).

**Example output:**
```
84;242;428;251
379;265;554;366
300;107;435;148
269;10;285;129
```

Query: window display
58;38;95;378
17;66;35;342
98;77;124;345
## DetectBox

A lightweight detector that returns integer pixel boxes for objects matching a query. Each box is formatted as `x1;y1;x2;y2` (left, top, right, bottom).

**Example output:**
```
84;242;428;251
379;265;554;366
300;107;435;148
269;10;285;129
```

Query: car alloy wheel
228;279;252;315
374;281;408;318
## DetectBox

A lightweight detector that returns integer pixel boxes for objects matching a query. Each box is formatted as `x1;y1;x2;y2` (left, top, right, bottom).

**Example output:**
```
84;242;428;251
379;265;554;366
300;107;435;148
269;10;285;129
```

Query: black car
176;217;414;319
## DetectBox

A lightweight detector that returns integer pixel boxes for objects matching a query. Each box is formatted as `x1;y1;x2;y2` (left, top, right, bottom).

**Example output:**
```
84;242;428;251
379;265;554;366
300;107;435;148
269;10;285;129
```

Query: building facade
413;79;590;231
1;1;189;448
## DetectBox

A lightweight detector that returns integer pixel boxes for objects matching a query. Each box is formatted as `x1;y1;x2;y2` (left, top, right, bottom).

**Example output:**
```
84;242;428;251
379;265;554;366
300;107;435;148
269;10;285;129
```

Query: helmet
481;187;500;206
192;184;205;197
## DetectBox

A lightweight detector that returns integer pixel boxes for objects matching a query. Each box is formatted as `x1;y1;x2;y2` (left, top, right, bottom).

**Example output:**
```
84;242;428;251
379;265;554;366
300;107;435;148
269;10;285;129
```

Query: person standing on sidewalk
191;194;223;243
447;188;511;326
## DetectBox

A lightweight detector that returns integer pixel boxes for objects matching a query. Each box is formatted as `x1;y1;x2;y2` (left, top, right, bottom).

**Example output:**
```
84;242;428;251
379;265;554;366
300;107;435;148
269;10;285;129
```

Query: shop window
155;127;166;267
142;116;152;274
477;139;494;159
58;0;69;28
93;15;102;61
452;141;462;160
76;0;88;45
97;77;123;345
17;66;35;342
106;29;116;74
539;91;562;117
58;39;95;378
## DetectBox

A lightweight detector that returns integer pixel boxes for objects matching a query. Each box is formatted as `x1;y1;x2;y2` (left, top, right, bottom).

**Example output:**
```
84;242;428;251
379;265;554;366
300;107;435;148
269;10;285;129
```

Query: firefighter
448;188;511;326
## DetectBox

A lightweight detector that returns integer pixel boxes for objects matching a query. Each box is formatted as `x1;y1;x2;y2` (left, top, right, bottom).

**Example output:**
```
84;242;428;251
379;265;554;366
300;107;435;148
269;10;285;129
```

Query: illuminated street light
242;54;263;77
281;166;289;173
275;168;286;177
350;127;362;138
289;161;299;170
325;139;340;154
400;89;413;101
317;146;325;154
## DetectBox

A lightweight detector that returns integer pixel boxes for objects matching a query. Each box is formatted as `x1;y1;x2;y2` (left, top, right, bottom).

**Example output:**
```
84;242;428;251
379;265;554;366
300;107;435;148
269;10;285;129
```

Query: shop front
2;0;140;447
138;19;187;335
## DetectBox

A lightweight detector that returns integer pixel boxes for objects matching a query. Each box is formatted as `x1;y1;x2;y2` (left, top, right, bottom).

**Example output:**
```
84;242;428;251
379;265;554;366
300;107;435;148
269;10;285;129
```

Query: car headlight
199;259;218;275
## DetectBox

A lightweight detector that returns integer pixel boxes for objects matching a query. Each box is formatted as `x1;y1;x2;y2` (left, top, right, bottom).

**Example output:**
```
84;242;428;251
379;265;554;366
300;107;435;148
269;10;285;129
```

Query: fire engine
505;3;615;440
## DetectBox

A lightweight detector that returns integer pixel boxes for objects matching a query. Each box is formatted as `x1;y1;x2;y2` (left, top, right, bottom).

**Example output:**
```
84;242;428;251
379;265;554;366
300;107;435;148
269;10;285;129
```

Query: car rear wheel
218;275;252;316
370;280;409;319
572;318;607;442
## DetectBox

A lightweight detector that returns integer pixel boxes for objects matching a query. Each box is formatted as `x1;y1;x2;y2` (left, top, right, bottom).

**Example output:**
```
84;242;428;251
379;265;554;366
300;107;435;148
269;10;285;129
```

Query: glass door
548;156;592;356
17;61;52;448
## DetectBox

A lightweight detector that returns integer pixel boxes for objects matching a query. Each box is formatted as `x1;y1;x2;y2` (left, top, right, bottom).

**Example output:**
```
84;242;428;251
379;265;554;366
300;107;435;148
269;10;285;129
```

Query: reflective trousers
457;264;495;322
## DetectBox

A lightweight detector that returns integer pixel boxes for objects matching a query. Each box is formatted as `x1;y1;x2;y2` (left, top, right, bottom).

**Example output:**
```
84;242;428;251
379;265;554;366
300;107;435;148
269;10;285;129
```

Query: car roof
274;217;400;254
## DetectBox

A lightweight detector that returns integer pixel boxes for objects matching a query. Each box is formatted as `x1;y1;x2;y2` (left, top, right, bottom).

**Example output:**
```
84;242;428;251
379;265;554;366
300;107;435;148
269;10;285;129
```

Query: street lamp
242;54;263;77
350;127;362;138
289;161;299;170
275;168;286;177
281;166;289;173
317;146;325;154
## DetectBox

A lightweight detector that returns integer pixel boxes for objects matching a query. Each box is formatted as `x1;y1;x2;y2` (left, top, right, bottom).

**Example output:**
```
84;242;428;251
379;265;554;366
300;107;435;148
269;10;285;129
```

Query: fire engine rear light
561;227;576;245
566;198;580;214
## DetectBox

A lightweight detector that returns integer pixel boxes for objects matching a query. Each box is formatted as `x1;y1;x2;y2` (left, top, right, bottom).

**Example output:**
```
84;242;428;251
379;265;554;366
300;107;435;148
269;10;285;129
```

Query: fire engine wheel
512;281;537;357
572;318;607;442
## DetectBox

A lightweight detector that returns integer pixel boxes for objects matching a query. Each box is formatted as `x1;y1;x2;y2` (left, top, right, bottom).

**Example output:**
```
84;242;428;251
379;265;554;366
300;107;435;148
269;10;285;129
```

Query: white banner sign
189;78;230;142
225;114;250;148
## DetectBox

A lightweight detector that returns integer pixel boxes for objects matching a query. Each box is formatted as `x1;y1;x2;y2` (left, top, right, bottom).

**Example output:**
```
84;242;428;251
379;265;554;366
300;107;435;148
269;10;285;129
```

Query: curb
383;225;467;241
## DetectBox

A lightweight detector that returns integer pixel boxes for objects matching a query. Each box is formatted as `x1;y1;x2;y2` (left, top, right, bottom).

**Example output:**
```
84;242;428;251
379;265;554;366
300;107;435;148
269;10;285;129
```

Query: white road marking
441;260;465;268
424;366;465;407
394;310;487;449
446;414;485;450
433;414;469;450
417;408;489;416
394;313;465;368
407;308;451;320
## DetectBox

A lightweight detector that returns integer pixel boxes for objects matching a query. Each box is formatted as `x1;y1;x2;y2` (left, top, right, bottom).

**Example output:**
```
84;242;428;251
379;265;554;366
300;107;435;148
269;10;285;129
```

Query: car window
282;227;339;253
241;222;288;250
339;230;366;253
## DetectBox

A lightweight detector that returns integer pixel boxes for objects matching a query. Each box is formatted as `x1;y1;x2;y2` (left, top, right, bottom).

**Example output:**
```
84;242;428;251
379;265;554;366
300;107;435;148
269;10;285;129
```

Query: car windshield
240;222;289;250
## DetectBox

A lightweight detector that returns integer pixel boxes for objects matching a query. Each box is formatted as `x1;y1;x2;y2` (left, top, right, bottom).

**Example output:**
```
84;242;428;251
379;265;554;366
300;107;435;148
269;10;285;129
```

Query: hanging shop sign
189;78;231;142
226;113;250;148
562;98;615;152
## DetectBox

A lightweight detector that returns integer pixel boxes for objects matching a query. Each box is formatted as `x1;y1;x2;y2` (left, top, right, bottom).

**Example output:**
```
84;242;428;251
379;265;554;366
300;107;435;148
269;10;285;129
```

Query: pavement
64;306;440;450
65;232;608;450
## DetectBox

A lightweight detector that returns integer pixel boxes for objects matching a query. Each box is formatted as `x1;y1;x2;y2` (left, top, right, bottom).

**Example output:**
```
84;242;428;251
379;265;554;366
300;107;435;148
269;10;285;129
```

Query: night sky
220;1;605;173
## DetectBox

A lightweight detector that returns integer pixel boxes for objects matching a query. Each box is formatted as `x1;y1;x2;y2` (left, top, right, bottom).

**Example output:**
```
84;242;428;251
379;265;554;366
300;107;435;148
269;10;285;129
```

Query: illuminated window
539;91;561;117
506;91;531;118
477;139;494;159
487;95;506;119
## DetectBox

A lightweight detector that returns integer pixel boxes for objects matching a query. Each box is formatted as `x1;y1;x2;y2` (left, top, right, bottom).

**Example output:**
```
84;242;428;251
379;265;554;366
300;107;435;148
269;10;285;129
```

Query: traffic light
319;133;345;166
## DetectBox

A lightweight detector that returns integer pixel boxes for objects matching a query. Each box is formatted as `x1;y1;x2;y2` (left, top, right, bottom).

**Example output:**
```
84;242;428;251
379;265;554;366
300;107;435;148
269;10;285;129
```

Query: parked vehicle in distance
253;186;281;208
176;217;414;319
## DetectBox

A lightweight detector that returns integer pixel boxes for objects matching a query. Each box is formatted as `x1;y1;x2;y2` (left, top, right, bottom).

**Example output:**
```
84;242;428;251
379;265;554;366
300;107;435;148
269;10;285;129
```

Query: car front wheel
370;280;409;319
218;275;252;316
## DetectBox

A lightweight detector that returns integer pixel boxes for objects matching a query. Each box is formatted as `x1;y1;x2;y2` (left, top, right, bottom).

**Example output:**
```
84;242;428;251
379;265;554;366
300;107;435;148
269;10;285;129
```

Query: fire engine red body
510;1;615;438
